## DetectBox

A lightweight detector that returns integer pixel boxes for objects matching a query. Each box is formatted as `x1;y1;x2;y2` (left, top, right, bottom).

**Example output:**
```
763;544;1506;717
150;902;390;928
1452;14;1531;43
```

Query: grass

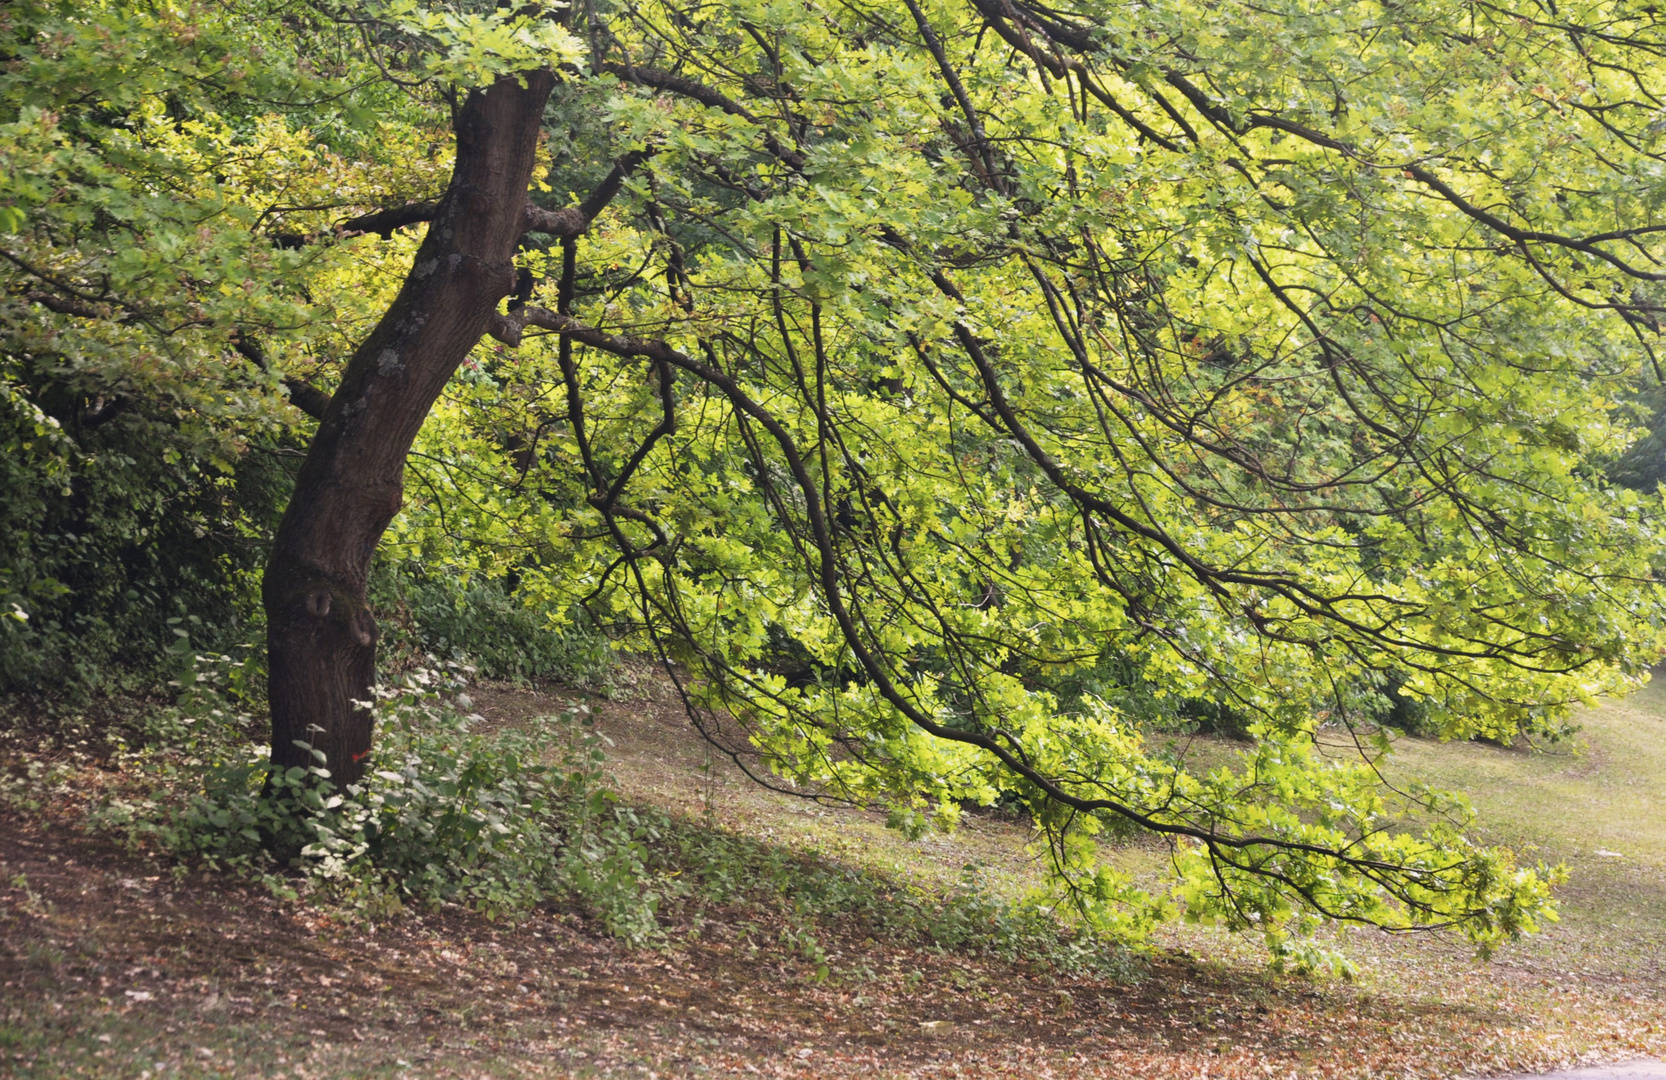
1378;679;1666;983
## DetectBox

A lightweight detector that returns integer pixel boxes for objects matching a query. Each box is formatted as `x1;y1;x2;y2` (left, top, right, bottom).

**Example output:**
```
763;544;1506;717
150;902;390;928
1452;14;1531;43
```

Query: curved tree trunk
264;71;556;791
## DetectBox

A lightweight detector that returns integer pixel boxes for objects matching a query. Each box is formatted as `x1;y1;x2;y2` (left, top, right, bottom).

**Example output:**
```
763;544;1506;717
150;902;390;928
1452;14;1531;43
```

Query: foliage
371;566;618;687
0;408;296;694
447;0;1666;955
9;0;1666;958
0;0;438;692
0;0;598;694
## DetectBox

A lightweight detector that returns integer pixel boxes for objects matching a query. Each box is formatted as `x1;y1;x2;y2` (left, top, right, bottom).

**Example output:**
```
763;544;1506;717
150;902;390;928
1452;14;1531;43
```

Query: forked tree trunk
264;71;556;791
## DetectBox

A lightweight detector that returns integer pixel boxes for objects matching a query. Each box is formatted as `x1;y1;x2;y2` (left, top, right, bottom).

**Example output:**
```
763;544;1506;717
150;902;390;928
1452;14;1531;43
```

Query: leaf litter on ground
3;668;1666;1078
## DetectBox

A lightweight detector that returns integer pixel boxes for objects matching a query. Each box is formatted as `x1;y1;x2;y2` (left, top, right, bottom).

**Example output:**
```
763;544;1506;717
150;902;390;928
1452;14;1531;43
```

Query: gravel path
1500;1062;1666;1079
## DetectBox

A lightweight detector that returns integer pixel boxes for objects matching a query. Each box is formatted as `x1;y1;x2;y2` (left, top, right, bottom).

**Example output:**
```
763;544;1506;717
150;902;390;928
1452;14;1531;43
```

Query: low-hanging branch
484;305;1504;929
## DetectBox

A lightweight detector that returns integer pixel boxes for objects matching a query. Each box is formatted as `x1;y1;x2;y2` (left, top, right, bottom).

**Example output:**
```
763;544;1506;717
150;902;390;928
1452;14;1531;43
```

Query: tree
7;0;1666;956
264;70;560;786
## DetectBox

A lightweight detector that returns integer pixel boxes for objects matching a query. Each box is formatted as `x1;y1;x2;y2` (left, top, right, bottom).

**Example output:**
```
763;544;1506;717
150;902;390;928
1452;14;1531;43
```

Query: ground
3;664;1666;1079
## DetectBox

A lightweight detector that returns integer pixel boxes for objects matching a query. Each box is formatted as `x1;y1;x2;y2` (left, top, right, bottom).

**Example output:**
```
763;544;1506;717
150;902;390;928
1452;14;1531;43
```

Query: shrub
92;660;638;924
0;380;295;697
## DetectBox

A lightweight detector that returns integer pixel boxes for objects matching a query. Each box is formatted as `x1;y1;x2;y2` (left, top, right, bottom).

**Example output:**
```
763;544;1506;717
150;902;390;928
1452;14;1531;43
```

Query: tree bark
263;70;556;791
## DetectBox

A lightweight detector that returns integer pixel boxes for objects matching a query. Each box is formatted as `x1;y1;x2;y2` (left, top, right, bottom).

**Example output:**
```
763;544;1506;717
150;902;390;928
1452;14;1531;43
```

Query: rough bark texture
264;71;556;790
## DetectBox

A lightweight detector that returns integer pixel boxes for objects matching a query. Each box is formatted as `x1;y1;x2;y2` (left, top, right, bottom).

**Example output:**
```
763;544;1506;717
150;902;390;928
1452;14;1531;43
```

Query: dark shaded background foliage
0;385;611;697
0;378;295;694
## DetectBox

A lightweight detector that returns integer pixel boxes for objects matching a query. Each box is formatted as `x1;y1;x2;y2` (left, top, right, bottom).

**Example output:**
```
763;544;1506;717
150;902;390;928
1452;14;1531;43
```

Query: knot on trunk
285;583;376;647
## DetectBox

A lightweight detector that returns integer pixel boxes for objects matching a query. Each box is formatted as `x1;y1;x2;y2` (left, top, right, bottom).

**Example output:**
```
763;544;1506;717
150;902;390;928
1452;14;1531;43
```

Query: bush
0;379;295;696
92;660;641;925
1377;669;1435;736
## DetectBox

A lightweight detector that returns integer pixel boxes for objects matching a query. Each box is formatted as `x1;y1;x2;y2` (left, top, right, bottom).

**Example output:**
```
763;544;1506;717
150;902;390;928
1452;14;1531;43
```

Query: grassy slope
4;666;1666;1079
580;666;1666;985
1381;678;1666;985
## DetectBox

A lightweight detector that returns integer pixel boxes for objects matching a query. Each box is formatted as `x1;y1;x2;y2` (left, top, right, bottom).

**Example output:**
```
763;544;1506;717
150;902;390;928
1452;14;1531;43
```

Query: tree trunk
263;71;555;791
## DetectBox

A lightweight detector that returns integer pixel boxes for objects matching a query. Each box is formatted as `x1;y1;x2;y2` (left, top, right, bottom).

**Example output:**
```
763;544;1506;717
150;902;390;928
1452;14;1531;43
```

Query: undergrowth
372;567;618;689
2;654;1137;979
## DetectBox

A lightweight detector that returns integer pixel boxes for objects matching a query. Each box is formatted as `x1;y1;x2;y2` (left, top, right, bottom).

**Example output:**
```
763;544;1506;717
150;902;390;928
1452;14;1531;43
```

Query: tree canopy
7;0;1666;962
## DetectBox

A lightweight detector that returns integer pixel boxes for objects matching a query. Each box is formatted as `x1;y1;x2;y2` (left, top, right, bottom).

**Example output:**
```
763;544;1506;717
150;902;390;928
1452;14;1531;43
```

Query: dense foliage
7;0;1666;958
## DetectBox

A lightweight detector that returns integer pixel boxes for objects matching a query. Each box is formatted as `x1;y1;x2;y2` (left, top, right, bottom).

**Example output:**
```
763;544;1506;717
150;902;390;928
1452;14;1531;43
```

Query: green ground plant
71;655;1135;974
88;659;611;920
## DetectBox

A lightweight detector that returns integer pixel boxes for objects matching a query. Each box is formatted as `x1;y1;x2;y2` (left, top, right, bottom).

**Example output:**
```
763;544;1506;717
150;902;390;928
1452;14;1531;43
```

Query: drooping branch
597;61;757;121
902;0;1005;193
483;306;1501;924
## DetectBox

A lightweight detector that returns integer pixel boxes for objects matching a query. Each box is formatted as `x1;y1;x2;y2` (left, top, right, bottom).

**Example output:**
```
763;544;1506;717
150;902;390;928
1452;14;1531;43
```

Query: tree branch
79;395;124;429
231;331;331;420
23;290;104;319
597;62;808;169
280;378;332;421
521;150;653;238
270;200;440;248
